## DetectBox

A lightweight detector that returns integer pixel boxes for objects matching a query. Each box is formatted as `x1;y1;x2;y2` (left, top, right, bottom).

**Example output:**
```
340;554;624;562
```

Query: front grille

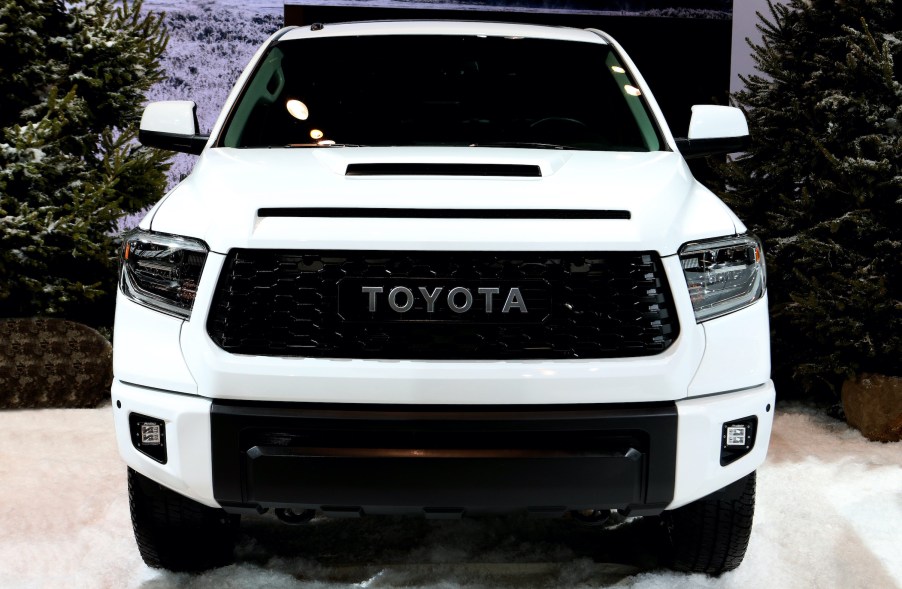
206;250;679;359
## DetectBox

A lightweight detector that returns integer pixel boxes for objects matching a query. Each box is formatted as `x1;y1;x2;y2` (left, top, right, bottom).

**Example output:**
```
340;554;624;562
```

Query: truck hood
147;146;740;255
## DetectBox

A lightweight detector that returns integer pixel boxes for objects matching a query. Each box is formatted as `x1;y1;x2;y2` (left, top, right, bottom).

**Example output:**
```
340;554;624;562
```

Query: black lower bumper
211;401;677;516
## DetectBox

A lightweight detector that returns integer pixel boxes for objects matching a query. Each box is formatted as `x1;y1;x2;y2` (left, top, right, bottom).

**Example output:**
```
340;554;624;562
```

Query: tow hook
569;509;611;526
274;508;315;525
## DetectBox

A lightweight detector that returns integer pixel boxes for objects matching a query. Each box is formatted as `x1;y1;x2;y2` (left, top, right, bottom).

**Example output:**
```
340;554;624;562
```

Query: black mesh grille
206;250;679;359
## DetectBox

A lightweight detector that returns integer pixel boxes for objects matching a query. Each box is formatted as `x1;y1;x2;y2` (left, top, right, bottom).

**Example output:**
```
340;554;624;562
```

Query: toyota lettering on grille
362;286;528;314
335;278;550;324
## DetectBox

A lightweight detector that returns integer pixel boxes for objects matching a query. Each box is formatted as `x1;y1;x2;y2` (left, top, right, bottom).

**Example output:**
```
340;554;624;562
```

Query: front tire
128;467;240;571
664;470;756;575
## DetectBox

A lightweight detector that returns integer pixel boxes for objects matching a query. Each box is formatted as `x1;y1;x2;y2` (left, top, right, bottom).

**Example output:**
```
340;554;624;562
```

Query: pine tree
720;0;902;398
0;0;170;328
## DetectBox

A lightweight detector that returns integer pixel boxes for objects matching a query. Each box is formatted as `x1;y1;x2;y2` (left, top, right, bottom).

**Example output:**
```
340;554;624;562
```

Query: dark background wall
284;3;733;137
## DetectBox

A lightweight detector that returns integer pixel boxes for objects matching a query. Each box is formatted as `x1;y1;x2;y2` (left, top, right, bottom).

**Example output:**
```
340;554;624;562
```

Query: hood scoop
345;163;542;177
258;208;631;219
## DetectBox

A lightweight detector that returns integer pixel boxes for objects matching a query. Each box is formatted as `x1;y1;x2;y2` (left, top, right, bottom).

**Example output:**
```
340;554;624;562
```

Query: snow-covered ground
0;404;899;589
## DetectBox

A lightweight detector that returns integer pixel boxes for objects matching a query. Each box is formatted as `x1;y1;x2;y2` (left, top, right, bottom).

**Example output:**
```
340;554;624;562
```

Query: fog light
721;416;757;466
129;413;168;464
726;425;747;446
140;423;162;445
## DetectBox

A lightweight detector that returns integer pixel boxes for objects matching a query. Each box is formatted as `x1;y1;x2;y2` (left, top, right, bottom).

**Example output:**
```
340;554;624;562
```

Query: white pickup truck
114;19;774;575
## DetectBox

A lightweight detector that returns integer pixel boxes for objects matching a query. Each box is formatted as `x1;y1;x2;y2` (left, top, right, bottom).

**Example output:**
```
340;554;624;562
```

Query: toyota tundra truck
114;19;774;575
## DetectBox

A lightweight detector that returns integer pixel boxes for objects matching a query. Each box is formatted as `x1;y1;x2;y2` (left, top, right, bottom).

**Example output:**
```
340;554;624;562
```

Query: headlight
679;234;766;322
120;229;209;320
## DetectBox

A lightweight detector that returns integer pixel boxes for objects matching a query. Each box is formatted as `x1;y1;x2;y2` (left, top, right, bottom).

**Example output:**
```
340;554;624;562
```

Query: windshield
220;34;663;151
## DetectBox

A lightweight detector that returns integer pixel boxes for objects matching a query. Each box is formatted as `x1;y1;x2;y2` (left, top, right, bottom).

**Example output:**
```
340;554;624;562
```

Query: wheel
128;467;240;571
663;470;756;575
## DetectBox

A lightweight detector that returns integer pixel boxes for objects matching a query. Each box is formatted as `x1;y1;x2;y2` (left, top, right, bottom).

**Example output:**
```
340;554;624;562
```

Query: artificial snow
0;404;899;589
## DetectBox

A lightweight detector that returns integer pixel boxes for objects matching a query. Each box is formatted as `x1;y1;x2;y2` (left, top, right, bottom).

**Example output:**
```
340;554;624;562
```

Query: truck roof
278;19;610;44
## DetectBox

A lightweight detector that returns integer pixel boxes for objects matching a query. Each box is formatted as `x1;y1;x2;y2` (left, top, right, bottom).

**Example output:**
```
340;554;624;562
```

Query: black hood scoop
345;163;542;177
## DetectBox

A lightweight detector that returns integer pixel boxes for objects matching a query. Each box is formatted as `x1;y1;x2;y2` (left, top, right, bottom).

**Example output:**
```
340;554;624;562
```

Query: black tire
128;467;240;572
663;470;756;575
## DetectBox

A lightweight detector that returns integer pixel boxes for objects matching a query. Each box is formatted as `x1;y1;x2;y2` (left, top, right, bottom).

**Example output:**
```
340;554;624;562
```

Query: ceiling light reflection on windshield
286;99;309;120
310;129;324;140
611;65;626;74
624;85;642;96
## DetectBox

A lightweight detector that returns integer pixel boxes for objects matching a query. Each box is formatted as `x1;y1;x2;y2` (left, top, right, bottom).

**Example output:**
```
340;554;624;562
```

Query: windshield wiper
283;143;365;148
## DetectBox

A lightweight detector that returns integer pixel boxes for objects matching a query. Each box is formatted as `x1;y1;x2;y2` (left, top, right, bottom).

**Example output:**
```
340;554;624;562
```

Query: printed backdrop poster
287;0;731;18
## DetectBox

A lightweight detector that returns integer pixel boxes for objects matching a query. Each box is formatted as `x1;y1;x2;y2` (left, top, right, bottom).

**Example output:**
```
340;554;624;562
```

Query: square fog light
129;412;168;464
726;425;747;446
140;423;162;445
721;416;757;466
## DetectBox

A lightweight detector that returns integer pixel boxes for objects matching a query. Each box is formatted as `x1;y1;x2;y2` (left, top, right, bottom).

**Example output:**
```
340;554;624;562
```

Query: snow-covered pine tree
0;0;170;328
719;0;901;398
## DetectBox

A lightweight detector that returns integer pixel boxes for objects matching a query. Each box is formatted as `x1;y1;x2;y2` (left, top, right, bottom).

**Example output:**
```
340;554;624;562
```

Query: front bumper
112;379;775;513
211;400;678;516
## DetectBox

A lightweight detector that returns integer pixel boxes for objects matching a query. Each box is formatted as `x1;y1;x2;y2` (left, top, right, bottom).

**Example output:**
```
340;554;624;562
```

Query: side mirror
139;101;209;155
675;105;750;160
